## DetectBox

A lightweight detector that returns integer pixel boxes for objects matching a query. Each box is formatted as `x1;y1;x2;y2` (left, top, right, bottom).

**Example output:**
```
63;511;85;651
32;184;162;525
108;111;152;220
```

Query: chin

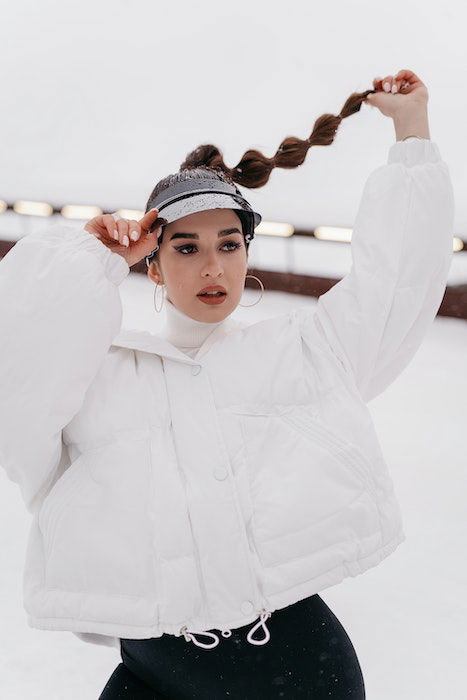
195;299;235;321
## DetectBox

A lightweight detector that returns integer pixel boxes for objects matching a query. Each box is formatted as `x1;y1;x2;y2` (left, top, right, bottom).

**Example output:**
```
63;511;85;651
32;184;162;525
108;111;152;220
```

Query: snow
1;273;466;699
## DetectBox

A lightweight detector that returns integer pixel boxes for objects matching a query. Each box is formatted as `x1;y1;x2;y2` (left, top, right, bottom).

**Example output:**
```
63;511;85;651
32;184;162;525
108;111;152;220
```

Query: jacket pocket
38;453;94;579
280;406;378;496
39;439;157;599
239;405;381;568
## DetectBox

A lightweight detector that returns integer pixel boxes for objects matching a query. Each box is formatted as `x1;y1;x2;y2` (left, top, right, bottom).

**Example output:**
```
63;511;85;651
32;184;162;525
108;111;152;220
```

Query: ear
146;261;164;285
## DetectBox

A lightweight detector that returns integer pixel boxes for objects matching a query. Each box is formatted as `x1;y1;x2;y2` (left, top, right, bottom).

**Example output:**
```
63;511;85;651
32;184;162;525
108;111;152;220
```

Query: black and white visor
144;177;262;267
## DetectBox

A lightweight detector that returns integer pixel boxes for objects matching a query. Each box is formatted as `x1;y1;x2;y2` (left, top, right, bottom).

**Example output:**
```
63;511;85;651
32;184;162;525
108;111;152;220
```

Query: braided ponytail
179;88;376;188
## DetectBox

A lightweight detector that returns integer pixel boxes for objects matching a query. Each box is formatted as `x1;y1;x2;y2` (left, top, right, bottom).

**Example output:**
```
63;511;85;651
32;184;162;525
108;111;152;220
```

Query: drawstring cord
246;609;272;645
180;608;271;650
180;627;221;649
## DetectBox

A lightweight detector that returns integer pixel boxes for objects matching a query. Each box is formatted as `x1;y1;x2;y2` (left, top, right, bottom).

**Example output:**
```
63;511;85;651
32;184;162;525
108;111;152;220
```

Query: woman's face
147;208;249;322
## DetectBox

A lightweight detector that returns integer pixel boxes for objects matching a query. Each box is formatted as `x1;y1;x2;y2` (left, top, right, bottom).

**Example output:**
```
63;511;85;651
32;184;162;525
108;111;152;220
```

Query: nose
201;251;224;278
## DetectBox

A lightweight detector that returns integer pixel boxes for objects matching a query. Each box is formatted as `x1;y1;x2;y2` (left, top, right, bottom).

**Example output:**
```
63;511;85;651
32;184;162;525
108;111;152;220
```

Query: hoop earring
238;274;264;307
153;283;166;313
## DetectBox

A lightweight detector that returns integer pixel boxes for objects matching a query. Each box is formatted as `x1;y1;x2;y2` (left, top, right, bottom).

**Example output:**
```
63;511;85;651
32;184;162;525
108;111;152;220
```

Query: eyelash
174;241;242;255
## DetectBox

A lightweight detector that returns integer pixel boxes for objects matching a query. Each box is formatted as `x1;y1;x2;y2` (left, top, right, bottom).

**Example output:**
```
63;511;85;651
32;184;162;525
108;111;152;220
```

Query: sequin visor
144;178;262;266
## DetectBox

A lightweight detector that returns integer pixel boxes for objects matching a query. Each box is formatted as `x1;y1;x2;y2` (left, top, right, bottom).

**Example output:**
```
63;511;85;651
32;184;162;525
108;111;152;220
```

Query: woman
0;69;454;698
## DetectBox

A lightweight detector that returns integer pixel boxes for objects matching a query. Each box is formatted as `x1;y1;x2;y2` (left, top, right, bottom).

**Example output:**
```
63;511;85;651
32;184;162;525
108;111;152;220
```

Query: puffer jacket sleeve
0;224;130;514
307;138;455;403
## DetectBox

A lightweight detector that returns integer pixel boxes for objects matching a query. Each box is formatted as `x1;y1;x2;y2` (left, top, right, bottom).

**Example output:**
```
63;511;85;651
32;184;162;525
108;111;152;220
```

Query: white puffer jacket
0;138;454;651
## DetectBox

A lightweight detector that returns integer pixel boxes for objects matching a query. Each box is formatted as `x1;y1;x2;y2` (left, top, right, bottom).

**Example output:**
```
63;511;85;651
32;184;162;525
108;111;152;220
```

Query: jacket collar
111;315;247;366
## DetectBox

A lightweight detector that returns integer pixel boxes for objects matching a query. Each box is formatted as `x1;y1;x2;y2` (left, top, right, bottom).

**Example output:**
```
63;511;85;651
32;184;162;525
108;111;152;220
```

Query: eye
222;241;242;252
174;244;196;255
174;240;242;255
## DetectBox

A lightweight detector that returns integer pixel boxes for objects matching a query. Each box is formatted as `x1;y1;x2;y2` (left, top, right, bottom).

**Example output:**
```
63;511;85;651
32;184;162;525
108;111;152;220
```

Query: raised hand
364;69;429;118
84;209;166;267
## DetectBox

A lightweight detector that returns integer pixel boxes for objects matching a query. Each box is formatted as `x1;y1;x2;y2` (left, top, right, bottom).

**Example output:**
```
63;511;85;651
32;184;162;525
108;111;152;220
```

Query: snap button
241;600;254;615
191;364;201;375
214;466;228;481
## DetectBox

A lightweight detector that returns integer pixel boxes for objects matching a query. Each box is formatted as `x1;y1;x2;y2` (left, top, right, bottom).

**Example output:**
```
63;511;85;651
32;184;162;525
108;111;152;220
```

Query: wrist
393;105;430;141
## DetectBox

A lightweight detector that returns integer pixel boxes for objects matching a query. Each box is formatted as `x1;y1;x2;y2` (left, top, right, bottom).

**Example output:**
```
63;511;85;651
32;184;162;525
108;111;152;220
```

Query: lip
197;285;227;295
196;284;228;306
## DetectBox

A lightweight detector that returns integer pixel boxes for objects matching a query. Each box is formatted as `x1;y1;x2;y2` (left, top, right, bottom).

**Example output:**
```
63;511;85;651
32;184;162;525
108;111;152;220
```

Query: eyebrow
169;227;242;241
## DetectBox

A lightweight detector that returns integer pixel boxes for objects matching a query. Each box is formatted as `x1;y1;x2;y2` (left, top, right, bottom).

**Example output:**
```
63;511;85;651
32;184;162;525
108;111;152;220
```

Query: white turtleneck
162;297;232;358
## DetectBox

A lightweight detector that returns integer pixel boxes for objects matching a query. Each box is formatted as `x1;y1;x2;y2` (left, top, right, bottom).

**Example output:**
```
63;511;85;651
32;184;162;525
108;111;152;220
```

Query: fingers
86;210;163;251
114;217;147;247
381;75;399;93
371;75;396;93
395;68;424;93
371;70;420;96
115;218;130;247
127;220;141;242
139;208;161;233
395;68;418;82
101;214;124;243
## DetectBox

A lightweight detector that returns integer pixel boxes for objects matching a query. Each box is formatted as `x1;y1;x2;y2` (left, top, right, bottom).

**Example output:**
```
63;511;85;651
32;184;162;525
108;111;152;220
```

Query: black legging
98;593;365;699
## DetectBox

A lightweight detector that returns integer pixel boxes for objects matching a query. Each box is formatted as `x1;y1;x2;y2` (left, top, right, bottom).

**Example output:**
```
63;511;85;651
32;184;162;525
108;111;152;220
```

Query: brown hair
145;86;375;258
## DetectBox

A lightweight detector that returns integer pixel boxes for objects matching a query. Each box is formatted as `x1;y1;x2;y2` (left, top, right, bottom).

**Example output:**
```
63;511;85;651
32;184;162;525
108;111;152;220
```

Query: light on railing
61;205;102;220
315;227;464;252
13;200;53;216
1;201;467;254
314;226;352;243
116;208;145;220
255;221;294;237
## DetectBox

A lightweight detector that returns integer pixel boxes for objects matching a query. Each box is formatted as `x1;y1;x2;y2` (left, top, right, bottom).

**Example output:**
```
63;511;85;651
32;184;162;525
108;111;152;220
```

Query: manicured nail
122;235;129;247
130;230;139;241
383;81;390;92
391;84;397;93
113;230;119;240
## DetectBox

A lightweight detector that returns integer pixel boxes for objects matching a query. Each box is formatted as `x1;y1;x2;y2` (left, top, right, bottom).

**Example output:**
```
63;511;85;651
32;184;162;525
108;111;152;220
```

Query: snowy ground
1;271;466;699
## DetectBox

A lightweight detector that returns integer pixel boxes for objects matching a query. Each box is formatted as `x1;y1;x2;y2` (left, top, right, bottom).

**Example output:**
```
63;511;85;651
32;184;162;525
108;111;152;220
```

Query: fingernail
391;84;397;93
113;230;119;240
130;231;139;241
123;235;129;247
383;81;390;92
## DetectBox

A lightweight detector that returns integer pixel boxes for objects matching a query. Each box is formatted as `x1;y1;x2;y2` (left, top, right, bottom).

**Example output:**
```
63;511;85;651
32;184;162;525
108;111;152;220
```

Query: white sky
1;0;467;237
